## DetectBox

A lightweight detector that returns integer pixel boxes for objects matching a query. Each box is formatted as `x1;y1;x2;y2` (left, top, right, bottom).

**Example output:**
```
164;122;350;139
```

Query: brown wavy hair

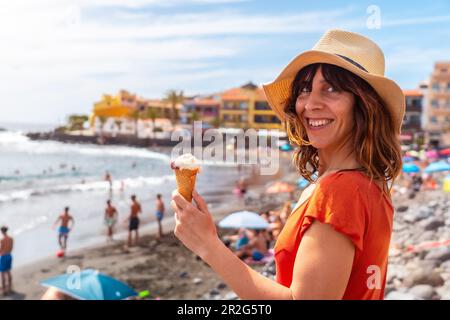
285;63;402;196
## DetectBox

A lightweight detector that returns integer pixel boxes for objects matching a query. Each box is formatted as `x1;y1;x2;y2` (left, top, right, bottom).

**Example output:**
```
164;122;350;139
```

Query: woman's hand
171;190;219;259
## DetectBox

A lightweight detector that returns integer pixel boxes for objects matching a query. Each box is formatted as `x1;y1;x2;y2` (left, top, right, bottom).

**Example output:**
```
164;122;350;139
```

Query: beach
0;128;294;300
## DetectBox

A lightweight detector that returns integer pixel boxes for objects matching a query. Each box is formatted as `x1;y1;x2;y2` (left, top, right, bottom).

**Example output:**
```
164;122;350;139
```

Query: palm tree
130;109;140;137
98;116;107;136
164;90;184;127
114;119;123;135
146;108;159;129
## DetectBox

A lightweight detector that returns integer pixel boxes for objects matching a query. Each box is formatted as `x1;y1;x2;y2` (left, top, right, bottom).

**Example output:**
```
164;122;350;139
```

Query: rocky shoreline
384;189;450;300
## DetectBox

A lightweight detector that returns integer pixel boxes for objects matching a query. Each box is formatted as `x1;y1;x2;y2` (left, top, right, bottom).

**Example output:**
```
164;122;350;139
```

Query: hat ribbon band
335;54;368;72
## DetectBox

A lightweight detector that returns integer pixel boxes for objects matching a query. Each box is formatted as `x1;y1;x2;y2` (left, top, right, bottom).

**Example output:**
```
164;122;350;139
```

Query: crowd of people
223;201;293;263
1;185;167;297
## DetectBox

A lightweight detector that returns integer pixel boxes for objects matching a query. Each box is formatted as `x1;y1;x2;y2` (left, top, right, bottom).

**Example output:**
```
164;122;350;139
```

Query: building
426;62;450;147
220;82;283;130
180;96;220;126
401;90;424;145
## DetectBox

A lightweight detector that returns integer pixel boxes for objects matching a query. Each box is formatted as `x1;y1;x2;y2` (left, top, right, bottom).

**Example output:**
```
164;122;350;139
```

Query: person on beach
171;30;403;299
127;195;141;247
104;200;118;242
235;229;268;262
155;194;165;239
53;207;74;251
0;226;13;296
105;171;112;191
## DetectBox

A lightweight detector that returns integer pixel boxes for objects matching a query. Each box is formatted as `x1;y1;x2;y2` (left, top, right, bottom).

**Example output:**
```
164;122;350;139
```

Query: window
255;101;271;110
431;100;439;109
447;83;450;90
239;115;248;122
240;102;248;110
430;116;438;124
432;83;440;92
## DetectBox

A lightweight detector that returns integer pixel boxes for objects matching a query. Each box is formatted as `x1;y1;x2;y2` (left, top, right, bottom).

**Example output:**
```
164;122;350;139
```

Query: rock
419;217;445;231
223;291;238;300
209;289;220;296
385;291;419;300
417;230;437;242
440;260;450;271
408;285;435;300
428;201;439;209
425;247;450;263
217;282;227;290
179;272;189;278
402;269;445;288
396;206;409;213
192;278;203;285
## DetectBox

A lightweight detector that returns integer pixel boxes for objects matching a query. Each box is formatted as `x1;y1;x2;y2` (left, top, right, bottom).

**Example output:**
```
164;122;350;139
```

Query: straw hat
263;29;405;134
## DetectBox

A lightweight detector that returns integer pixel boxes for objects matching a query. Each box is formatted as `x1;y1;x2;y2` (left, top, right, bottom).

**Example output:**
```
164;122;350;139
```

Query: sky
1;0;450;125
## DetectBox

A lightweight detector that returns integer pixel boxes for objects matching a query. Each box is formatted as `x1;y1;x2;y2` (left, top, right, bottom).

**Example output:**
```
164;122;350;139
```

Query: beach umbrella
297;172;318;189
426;150;439;159
218;211;269;230
265;182;296;194
402;156;415;162
40;269;137;300
424;161;450;173
280;143;293;152
439;148;450;156
402;163;420;173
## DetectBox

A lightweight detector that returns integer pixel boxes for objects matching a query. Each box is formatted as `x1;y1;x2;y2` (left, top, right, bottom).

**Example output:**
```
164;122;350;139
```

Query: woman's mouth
305;118;334;130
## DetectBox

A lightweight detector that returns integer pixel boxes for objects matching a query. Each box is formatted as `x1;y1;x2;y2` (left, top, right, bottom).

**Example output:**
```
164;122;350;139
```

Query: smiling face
295;66;355;150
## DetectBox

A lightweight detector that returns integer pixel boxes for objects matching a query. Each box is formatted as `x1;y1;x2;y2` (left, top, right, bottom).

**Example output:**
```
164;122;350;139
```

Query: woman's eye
300;87;310;95
326;86;336;93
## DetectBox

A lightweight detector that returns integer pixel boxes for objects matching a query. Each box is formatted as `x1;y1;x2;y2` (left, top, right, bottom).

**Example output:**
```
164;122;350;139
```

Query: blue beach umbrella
402;163;420;173
402;156;415;162
297;172;318;189
280;143;293;151
424;161;450;173
218;211;269;230
40;269;137;300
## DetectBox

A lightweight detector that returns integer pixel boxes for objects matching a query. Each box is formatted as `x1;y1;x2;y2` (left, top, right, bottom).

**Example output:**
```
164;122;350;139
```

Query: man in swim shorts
0;226;13;296
53;207;74;251
104;200;118;242
127;195;141;247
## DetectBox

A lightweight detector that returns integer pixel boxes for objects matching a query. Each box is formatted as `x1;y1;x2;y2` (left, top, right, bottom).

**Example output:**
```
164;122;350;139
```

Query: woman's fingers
193;190;208;213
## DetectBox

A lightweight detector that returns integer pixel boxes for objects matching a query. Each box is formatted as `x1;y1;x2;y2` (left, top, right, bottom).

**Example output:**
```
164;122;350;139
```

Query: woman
171;29;403;299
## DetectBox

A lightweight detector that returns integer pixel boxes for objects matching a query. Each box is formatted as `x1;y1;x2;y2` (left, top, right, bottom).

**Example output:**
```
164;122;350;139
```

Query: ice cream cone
174;168;199;202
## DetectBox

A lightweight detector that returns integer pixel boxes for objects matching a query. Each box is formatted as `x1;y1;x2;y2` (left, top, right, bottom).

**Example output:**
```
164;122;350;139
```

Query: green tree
67;114;88;131
191;110;200;123
130;109;141;137
146;108;159;129
114;119;123;135
211;116;222;128
164;90;184;127
98;116;108;136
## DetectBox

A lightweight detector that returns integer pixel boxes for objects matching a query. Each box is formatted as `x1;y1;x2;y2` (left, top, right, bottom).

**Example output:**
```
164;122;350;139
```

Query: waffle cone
174;168;199;202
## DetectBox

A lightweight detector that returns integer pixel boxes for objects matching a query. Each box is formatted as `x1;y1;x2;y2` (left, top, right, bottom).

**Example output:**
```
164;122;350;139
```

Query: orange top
274;170;394;300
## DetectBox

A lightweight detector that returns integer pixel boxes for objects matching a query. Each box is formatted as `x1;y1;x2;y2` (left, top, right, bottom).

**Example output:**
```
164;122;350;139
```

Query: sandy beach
4;187;287;300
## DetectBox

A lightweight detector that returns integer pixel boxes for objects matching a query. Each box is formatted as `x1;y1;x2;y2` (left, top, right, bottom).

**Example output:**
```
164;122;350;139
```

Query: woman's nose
304;90;324;111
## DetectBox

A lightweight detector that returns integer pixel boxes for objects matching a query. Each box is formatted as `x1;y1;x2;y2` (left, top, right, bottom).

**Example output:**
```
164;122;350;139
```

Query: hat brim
262;50;405;134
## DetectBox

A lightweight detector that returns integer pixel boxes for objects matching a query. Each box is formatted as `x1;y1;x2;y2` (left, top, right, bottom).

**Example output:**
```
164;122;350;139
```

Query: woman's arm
172;190;355;300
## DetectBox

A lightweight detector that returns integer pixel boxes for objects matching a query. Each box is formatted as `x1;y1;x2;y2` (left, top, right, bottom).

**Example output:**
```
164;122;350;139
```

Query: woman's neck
317;148;361;177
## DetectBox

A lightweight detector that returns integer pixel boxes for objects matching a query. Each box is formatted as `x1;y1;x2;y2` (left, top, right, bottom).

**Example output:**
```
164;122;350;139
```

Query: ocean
0;126;249;267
